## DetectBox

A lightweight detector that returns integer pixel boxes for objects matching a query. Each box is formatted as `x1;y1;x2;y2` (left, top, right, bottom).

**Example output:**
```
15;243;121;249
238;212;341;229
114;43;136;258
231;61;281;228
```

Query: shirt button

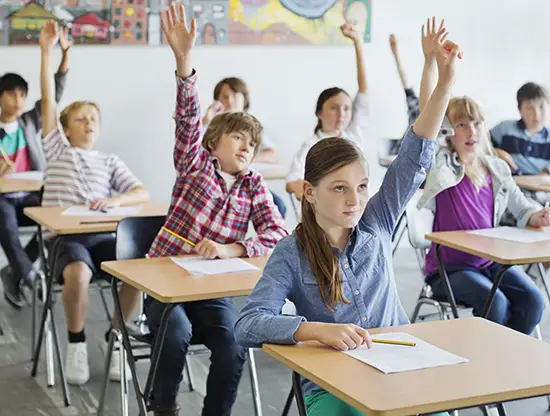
354;290;360;295
343;264;349;269
361;316;367;322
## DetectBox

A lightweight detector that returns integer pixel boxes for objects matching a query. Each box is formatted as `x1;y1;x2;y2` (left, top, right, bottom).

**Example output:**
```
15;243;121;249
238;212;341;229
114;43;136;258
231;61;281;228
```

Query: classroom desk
514;175;550;193
264;317;550;416
28;202;169;406
0;177;43;193
100;255;269;416
250;162;289;180
23;202;169;235
425;229;550;318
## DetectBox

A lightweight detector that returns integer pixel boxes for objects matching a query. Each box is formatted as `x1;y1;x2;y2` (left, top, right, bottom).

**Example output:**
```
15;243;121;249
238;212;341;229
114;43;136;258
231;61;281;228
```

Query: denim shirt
235;130;436;396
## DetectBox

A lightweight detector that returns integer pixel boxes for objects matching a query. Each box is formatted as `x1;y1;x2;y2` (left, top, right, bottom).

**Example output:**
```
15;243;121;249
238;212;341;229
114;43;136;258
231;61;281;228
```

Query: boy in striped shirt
138;6;288;416
39;21;150;386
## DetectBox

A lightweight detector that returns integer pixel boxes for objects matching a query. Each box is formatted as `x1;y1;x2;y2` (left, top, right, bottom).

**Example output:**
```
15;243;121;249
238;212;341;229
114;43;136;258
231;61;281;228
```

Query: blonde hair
60;101;101;129
446;96;494;191
202;112;263;155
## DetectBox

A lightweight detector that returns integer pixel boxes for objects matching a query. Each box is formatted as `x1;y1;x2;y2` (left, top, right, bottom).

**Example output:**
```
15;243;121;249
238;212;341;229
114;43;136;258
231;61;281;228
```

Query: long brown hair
314;87;350;134
295;137;366;311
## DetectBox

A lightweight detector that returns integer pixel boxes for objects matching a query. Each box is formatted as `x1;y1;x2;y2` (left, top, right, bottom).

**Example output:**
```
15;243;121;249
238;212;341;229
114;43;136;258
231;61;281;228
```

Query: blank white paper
170;257;259;275
61;205;143;217
5;171;44;181
343;332;469;374
468;226;550;243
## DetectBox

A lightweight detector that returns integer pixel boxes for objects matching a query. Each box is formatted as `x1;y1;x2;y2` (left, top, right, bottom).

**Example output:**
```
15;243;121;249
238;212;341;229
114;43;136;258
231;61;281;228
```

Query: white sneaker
65;342;90;385
107;341;133;382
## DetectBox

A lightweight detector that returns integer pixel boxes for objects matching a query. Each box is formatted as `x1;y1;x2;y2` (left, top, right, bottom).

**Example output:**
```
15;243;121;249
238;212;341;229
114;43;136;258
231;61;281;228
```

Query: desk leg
110;278;147;416
496;403;507;415
281;388;294;416
481;265;512;319
435;244;459;318
143;303;177;406
292;372;307;416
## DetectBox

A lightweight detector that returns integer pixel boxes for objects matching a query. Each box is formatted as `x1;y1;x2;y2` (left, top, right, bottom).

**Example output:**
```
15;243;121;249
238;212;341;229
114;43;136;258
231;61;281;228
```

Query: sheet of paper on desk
468;226;550;243
343;332;469;374
170;257;260;275
5;171;44;181
61;205;143;217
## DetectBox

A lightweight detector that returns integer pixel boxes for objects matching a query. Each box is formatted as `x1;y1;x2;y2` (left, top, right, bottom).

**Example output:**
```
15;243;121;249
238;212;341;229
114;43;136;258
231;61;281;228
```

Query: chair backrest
379;137;401;158
404;192;434;251
115;215;166;260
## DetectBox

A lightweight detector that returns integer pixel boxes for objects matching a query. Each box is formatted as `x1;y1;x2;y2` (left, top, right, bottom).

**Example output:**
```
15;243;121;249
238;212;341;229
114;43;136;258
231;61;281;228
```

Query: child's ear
303;181;315;204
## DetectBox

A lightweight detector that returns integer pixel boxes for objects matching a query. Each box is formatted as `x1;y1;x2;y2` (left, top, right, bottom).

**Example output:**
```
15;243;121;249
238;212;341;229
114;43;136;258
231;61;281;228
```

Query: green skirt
304;390;449;416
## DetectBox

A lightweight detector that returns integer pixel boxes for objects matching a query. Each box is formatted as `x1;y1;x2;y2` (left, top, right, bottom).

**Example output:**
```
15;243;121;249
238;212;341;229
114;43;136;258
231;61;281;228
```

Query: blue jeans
271;191;287;219
0;192;40;283
427;263;544;334
145;297;247;415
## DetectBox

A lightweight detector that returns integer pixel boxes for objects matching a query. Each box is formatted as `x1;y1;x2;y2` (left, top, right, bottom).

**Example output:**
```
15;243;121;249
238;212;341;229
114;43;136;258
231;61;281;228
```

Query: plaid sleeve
42;126;70;162
173;71;209;176
109;155;143;194
238;177;289;257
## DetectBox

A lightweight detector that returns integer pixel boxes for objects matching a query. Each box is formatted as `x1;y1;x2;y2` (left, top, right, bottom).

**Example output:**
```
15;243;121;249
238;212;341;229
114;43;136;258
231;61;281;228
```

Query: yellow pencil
162;226;196;247
0;144;13;165
372;339;416;347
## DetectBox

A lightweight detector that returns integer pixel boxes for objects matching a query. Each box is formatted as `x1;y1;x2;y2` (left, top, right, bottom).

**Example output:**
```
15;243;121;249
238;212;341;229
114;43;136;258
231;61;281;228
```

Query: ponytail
295;198;350;312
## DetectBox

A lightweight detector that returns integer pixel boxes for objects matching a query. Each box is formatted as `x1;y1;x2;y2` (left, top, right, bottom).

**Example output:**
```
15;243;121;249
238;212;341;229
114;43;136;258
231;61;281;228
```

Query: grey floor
1;238;550;416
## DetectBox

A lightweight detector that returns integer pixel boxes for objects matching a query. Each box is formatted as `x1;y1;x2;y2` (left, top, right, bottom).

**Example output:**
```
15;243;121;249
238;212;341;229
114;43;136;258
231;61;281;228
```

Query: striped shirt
42;127;142;208
491;119;550;174
147;71;288;259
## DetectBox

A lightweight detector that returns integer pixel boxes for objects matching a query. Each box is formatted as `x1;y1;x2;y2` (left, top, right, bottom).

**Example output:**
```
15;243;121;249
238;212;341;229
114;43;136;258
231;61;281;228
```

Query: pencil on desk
162;226;196;247
0;144;13;165
372;339;416;347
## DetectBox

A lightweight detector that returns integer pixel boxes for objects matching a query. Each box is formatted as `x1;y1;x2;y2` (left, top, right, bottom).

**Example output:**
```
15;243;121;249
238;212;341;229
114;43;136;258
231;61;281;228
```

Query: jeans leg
145;298;191;406
430;266;510;325
186;298;247;416
488;264;544;334
0;195;33;282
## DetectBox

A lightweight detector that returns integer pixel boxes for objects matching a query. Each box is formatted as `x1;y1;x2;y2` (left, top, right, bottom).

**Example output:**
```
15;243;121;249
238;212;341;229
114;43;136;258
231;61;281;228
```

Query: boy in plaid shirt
138;5;288;415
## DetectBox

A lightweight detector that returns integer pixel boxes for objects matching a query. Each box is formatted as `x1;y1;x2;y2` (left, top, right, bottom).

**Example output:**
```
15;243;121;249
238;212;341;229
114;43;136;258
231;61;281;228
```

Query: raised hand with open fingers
421;16;447;58
39;19;59;50
59;25;73;53
434;38;462;90
161;3;196;59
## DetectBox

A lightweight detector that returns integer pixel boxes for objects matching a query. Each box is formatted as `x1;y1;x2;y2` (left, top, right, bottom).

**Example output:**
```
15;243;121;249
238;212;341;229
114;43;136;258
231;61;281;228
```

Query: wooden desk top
0;177;43;193
514;175;550;192
263;318;550;416
425;229;550;265
250;163;289;180
101;255;268;303
23;202;169;235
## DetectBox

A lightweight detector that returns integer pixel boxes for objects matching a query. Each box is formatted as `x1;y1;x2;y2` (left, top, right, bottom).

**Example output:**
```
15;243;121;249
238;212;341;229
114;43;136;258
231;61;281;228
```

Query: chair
98;216;264;416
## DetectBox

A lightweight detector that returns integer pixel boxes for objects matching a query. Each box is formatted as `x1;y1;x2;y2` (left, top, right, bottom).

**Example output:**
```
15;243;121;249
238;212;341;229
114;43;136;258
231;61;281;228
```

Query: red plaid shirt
148;72;288;259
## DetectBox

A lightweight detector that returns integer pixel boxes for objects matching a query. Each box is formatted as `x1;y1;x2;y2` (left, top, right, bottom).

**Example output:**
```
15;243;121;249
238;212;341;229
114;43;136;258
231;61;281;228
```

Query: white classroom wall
2;0;550;226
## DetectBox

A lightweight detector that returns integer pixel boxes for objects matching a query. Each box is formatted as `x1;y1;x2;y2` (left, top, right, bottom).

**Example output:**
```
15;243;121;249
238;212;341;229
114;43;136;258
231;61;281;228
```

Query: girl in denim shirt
235;24;460;416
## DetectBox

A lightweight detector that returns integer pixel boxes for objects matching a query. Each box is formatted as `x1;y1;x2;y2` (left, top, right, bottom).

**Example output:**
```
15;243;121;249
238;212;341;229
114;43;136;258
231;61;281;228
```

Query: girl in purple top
417;18;550;335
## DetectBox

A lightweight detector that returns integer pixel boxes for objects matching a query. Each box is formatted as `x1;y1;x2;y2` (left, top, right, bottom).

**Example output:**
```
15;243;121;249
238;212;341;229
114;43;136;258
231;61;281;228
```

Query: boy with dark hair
491;81;550;176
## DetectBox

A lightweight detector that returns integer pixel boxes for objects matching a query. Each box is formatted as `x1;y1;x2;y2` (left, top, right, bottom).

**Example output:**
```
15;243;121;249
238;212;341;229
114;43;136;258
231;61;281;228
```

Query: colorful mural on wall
0;0;370;45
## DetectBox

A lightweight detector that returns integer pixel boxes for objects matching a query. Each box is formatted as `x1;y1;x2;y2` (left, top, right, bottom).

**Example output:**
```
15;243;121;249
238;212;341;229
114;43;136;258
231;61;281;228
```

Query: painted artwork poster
0;0;371;46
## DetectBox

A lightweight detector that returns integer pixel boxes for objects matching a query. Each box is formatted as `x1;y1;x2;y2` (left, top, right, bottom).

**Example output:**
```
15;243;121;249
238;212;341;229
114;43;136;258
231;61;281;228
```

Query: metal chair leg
118;331;129;416
50;308;70;406
98;330;117;416
248;348;263;416
99;286;113;323
184;357;194;392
